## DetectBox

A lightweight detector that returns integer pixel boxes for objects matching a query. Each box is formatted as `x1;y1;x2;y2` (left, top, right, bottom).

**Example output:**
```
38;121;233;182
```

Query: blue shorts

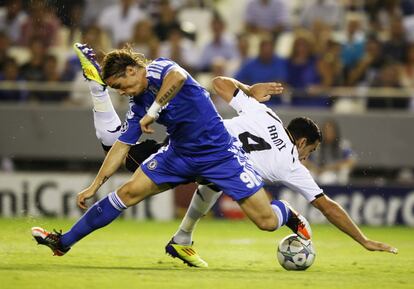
141;139;264;201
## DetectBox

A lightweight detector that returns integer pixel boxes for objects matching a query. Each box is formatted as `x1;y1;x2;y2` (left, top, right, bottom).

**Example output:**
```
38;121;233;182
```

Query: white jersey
223;90;323;202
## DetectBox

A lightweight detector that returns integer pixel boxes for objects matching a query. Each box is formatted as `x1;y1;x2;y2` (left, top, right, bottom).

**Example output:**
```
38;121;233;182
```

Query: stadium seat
178;8;213;48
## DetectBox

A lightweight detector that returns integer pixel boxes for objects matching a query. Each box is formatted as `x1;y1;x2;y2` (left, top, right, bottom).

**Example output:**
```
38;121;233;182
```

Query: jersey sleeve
117;100;146;145
146;58;180;86
228;89;269;116
282;163;324;203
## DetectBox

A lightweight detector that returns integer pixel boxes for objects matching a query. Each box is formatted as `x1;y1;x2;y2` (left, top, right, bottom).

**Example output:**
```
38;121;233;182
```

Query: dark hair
287;117;322;145
101;44;151;80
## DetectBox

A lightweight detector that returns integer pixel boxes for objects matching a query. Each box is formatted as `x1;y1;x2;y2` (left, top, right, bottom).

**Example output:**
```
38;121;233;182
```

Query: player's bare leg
116;167;170;206
32;168;167;255
238;188;278;230
239;188;312;240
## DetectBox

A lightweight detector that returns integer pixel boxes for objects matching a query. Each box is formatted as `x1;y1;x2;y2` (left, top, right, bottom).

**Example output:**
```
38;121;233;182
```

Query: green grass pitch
0;218;412;289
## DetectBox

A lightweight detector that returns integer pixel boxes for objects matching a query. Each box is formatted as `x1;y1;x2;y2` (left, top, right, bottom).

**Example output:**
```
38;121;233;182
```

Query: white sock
88;81;122;146
173;185;222;245
89;81;111;112
108;191;128;211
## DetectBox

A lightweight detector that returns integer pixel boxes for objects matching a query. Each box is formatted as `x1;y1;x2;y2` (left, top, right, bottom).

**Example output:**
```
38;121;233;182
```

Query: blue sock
270;200;291;229
60;191;127;248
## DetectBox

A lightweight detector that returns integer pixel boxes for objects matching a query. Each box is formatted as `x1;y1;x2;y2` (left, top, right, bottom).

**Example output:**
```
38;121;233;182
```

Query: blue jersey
118;58;232;157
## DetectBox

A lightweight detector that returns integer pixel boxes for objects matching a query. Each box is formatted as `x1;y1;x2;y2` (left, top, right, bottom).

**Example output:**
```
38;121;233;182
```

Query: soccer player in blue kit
31;44;311;257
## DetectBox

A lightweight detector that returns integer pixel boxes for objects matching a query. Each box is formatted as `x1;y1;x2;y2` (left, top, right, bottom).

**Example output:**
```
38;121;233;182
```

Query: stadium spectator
51;0;85;27
300;0;345;30
0;31;11;72
400;43;414;91
364;0;401;35
382;16;408;63
340;13;366;80
234;34;287;91
235;33;250;67
159;27;198;73
285;31;326;107
20;38;47;82
98;0;146;48
346;35;385;86
130;19;160;60
221;33;252;78
198;13;238;72
0;57;28;102
36;54;67;102
309;20;334;56
244;0;289;37
401;0;414;15
367;60;408;110
53;0;85;47
19;38;49;101
140;0;196;19
82;0;114;27
0;0;27;45
18;0;61;48
305;119;356;185
286;32;321;89
318;39;344;87
153;0;183;42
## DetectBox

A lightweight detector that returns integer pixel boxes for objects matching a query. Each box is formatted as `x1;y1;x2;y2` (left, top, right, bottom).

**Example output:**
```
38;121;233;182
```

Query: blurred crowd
0;0;414;110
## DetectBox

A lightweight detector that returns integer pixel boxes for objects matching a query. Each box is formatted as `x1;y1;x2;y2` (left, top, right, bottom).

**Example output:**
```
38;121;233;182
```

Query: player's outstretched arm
77;140;131;209
140;68;187;134
212;77;283;103
212;77;251;102
312;195;398;254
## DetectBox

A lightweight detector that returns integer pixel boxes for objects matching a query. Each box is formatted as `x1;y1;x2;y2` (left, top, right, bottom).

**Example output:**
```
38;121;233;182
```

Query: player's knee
117;182;142;207
255;215;277;231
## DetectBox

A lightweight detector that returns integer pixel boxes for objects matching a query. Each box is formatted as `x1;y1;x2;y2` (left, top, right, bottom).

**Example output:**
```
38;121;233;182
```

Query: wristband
234;88;248;98
147;101;162;119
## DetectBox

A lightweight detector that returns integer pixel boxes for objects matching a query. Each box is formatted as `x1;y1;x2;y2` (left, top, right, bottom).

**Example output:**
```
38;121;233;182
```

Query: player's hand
362;239;398;254
250;82;284;102
77;186;97;210
140;114;156;134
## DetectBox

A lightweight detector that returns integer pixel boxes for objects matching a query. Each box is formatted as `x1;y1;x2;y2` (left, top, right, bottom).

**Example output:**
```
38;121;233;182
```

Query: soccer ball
277;234;315;271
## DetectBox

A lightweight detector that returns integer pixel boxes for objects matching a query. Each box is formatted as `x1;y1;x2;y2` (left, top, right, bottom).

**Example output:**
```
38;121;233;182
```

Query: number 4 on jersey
238;132;271;153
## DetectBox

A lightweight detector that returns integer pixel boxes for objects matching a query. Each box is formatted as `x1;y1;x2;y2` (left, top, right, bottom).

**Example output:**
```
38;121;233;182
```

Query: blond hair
101;44;151;80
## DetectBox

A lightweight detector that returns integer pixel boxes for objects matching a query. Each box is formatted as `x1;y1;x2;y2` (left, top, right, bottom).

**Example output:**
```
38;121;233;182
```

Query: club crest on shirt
120;121;129;133
147;159;157;170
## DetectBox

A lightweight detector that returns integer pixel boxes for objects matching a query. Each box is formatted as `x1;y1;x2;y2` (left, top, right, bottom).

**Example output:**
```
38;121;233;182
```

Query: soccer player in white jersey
165;76;397;267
